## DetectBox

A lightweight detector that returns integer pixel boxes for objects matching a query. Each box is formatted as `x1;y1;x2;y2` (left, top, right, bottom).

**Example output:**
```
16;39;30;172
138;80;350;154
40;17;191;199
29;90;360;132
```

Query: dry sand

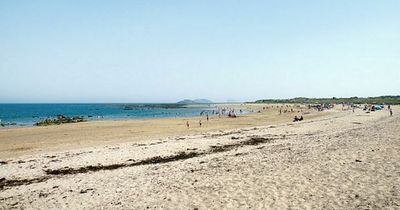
0;105;399;209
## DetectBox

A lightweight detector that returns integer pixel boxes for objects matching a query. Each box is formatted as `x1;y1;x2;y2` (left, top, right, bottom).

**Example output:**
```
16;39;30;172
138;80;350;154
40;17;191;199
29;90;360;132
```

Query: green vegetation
252;96;400;105
35;115;86;126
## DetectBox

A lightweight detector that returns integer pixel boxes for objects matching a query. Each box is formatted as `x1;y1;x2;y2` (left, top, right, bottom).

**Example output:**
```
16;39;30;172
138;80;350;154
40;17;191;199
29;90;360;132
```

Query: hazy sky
1;1;399;103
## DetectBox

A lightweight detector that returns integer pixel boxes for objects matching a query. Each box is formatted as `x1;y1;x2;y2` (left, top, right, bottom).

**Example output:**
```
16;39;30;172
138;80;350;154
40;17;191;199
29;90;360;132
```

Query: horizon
0;95;398;104
1;1;399;103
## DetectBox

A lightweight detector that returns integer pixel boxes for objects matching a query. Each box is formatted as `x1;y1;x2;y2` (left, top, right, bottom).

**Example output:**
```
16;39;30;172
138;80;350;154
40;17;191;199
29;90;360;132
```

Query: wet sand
0;105;399;209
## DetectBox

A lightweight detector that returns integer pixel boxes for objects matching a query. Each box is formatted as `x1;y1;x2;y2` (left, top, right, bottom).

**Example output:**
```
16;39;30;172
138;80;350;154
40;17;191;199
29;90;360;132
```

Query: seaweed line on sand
0;136;279;190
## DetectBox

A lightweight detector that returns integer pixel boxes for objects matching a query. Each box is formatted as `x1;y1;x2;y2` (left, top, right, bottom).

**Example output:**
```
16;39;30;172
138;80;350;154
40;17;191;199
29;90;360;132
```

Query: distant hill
252;96;400;105
177;99;213;104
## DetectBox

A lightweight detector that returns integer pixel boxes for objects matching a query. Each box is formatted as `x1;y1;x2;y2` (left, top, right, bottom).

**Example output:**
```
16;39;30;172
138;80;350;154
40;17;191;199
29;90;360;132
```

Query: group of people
293;115;304;122
186;120;205;128
186;107;242;129
362;104;394;116
185;103;394;129
200;108;242;119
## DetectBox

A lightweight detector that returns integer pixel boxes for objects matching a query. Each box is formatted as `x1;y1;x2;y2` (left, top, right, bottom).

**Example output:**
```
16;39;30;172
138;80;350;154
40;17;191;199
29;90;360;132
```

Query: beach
0;104;399;209
0;104;326;159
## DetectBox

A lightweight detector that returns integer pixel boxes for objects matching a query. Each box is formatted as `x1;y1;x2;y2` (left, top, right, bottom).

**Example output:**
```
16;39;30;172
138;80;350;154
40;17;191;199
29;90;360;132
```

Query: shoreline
0;105;244;130
0;103;245;129
0;103;330;159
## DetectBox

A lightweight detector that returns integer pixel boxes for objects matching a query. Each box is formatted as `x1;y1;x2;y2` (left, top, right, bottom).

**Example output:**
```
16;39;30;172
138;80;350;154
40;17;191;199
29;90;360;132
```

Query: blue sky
1;1;399;103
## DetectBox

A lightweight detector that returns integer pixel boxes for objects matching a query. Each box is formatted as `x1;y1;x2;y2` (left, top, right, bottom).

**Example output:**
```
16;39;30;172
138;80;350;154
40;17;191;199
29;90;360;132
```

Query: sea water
0;103;217;127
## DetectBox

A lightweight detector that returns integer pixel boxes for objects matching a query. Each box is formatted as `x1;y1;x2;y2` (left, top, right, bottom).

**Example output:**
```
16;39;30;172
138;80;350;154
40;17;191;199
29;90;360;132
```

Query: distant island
252;96;400;105
177;99;213;104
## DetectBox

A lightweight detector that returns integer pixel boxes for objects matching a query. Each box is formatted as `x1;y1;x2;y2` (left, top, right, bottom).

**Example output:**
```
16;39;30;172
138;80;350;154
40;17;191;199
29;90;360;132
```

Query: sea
0;103;219;127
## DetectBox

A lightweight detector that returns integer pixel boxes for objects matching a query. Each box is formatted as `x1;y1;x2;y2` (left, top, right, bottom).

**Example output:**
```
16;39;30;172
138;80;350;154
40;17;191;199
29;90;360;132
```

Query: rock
35;115;86;126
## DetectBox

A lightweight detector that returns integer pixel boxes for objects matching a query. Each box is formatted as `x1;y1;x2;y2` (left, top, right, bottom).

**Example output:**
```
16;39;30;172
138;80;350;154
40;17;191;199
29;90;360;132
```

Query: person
390;109;393;116
186;121;190;128
206;114;209;121
293;116;299;122
199;120;202;127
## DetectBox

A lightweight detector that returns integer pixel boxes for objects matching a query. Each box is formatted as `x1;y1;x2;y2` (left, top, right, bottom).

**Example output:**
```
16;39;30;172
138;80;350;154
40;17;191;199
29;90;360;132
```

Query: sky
0;1;399;103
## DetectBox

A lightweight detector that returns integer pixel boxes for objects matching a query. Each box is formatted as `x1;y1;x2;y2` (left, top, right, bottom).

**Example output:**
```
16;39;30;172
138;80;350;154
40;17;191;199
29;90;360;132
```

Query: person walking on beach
206;114;209;121
390;109;393;116
199;120;202;127
186;121;190;128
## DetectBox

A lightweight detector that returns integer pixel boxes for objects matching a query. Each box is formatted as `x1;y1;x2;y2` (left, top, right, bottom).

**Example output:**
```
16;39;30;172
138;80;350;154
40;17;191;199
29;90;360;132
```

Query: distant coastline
251;95;400;105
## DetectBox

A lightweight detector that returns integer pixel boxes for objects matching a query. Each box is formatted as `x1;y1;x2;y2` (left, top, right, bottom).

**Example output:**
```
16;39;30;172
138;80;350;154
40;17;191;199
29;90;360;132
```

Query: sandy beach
0;104;399;209
0;104;326;159
2;0;399;209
